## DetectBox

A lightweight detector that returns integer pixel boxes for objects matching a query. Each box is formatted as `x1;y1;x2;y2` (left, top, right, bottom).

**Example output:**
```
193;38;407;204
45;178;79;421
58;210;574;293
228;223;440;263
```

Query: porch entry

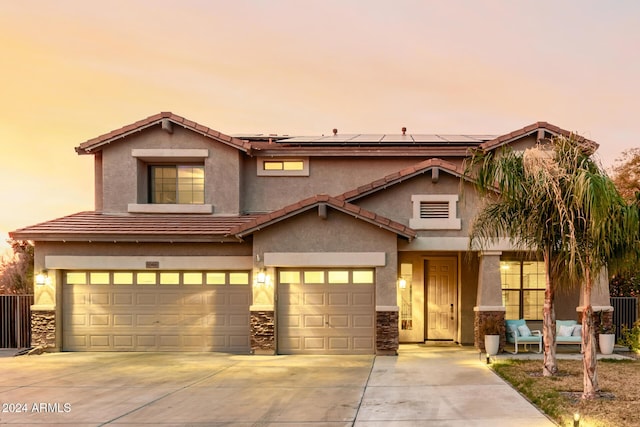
425;257;457;341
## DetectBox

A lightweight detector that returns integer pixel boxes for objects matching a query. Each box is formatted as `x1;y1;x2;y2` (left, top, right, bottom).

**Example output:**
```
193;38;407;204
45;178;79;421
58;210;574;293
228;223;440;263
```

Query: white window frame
409;194;461;230
257;157;309;176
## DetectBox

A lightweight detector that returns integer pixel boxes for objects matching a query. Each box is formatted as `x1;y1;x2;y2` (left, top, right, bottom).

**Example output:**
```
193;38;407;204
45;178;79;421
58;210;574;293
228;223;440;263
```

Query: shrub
619;319;640;352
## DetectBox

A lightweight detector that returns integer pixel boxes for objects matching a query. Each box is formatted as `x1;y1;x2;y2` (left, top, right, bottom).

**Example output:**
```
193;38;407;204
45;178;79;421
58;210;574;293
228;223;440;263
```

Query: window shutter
419;201;449;219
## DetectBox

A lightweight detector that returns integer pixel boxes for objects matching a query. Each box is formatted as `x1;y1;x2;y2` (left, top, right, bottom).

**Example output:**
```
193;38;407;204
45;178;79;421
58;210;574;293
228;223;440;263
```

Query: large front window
150;165;204;204
501;259;545;320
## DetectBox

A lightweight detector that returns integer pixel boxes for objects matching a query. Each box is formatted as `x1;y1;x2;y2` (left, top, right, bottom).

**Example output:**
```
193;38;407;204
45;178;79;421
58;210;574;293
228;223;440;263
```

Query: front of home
11;113;614;354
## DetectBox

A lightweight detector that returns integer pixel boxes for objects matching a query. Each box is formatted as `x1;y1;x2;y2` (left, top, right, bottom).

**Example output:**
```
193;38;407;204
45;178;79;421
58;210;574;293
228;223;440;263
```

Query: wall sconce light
257;270;266;284
35;270;50;286
398;277;407;289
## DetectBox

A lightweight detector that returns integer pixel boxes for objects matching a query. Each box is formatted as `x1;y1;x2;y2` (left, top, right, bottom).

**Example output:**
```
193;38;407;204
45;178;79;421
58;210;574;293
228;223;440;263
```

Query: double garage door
277;269;375;355
62;270;251;352
62;268;375;354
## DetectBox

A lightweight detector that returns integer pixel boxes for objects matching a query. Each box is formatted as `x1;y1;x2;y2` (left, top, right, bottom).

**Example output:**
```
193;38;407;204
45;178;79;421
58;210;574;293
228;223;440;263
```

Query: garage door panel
113;293;133;305
90;314;109;326
328;292;349;306
303;293;324;305
328;337;349;350
229;314;249;327
206;314;227;326
303;315;324;327
353;336;375;350
113;315;133;326
353;315;374;328
70;314;86;326
63;270;251;352
352;292;374;306
327;315;349;328
303;337;324;350
113;335;134;348
229;293;250;306
90;293;109;305
90;335;110;348
278;269;375;355
159;314;180;326
136;294;157;305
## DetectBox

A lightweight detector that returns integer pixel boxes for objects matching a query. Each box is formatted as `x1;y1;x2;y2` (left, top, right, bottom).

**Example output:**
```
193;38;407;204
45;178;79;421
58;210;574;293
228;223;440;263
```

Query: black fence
0;295;33;348
611;297;638;341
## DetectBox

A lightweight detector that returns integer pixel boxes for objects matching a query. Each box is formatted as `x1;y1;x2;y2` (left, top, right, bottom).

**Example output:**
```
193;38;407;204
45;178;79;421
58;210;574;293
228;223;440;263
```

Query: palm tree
466;135;639;397
466;144;570;377
553;138;639;398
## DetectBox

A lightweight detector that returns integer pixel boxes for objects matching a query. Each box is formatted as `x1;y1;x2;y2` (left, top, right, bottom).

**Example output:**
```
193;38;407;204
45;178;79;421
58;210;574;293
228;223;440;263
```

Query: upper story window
409;194;461;230
150;165;204;204
257;157;309;176
128;149;212;213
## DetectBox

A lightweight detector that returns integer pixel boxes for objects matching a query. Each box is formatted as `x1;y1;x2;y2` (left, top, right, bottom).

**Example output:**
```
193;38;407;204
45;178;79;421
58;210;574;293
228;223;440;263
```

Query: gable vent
420;201;449;219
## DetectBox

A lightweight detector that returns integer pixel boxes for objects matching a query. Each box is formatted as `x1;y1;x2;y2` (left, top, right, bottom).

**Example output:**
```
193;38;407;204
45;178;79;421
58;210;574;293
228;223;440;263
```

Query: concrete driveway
0;345;553;426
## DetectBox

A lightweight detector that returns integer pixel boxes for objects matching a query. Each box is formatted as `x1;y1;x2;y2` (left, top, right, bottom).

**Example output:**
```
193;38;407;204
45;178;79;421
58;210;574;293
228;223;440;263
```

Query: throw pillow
572;325;582;337
517;324;532;337
558;325;575;337
507;325;519;337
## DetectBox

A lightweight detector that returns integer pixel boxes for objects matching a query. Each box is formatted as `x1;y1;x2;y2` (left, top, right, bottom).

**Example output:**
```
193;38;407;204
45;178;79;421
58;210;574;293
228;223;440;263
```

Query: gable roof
479;121;599;152
335;158;469;202
75;112;252;154
9;211;259;243
230;194;416;240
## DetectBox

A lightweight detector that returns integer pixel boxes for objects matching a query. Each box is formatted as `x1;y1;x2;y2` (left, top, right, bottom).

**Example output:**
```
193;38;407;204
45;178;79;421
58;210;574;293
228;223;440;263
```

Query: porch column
577;268;614;330
474;251;506;352
31;267;60;351
250;266;276;355
376;253;399;355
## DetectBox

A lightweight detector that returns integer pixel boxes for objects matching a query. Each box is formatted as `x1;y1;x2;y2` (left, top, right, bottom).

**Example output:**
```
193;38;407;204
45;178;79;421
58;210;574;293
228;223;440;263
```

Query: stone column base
31;310;56;350
376;309;399;355
473;309;505;353
251;310;276;355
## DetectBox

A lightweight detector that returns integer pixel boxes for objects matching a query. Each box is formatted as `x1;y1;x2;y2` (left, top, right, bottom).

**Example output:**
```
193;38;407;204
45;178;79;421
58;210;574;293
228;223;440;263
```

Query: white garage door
277;269;375;355
62;270;251;352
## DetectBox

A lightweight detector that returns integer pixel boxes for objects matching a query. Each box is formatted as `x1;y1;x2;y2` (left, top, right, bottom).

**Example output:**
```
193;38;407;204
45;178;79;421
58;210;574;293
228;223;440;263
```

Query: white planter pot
599;333;615;355
484;335;500;356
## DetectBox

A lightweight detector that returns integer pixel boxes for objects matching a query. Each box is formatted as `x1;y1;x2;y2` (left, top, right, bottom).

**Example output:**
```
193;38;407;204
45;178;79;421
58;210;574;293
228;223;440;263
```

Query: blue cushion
556;320;577;334
505;319;526;343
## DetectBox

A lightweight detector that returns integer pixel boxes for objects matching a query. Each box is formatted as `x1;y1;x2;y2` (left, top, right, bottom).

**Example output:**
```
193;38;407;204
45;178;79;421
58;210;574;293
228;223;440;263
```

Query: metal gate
611;297;638;341
0;295;33;348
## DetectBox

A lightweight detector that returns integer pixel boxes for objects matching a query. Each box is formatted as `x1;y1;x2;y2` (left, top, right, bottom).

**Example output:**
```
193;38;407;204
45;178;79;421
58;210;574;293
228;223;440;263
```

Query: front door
425;257;457;340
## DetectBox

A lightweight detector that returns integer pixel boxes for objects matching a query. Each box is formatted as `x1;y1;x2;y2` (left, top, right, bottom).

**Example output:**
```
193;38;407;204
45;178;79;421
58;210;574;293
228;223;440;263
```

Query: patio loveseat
556;319;582;350
505;319;542;354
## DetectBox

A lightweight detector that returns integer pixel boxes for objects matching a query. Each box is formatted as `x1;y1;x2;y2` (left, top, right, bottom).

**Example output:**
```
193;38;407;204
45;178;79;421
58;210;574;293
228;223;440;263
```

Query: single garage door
62;270;251;352
277;269;375;354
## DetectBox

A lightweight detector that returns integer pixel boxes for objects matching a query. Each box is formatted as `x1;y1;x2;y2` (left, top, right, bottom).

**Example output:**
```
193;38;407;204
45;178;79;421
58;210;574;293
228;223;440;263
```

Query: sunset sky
1;1;639;253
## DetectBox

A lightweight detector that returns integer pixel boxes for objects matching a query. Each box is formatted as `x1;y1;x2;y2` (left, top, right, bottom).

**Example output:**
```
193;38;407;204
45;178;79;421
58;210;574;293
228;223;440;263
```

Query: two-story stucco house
10;112;613;354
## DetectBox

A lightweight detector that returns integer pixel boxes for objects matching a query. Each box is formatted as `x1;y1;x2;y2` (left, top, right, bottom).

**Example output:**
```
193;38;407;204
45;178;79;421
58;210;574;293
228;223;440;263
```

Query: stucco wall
241;157;466;213
99;126;241;214
251;208;399;306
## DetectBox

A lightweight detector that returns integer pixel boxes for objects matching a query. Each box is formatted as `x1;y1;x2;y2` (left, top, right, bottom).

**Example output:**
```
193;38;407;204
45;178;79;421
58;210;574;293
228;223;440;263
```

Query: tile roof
76;112;252;154
335;158;468;202
479;122;599;152
230;194;416;240
10;211;259;242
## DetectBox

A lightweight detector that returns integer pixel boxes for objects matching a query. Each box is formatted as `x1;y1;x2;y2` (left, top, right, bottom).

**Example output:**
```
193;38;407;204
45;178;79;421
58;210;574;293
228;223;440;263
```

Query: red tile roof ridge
76;112;252;154
335;158;464;202
479;121;598;152
230;195;416;240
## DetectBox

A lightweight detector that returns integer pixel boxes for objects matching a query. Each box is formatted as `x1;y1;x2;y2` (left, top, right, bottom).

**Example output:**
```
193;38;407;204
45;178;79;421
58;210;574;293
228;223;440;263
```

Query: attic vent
420;201;449;219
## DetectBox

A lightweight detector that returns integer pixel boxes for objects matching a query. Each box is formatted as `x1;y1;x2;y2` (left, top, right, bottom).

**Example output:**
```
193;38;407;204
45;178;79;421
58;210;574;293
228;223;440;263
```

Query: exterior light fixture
573;413;580;427
257;270;266;284
35;270;50;286
398;278;407;289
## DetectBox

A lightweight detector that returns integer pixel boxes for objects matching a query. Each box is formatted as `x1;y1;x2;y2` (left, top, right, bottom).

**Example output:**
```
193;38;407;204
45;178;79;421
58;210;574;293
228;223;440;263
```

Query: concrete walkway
0;345;554;426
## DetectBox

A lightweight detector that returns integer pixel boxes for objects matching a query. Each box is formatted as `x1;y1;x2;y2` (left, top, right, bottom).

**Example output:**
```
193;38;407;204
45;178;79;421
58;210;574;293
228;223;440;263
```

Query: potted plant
481;314;502;356
598;312;616;355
